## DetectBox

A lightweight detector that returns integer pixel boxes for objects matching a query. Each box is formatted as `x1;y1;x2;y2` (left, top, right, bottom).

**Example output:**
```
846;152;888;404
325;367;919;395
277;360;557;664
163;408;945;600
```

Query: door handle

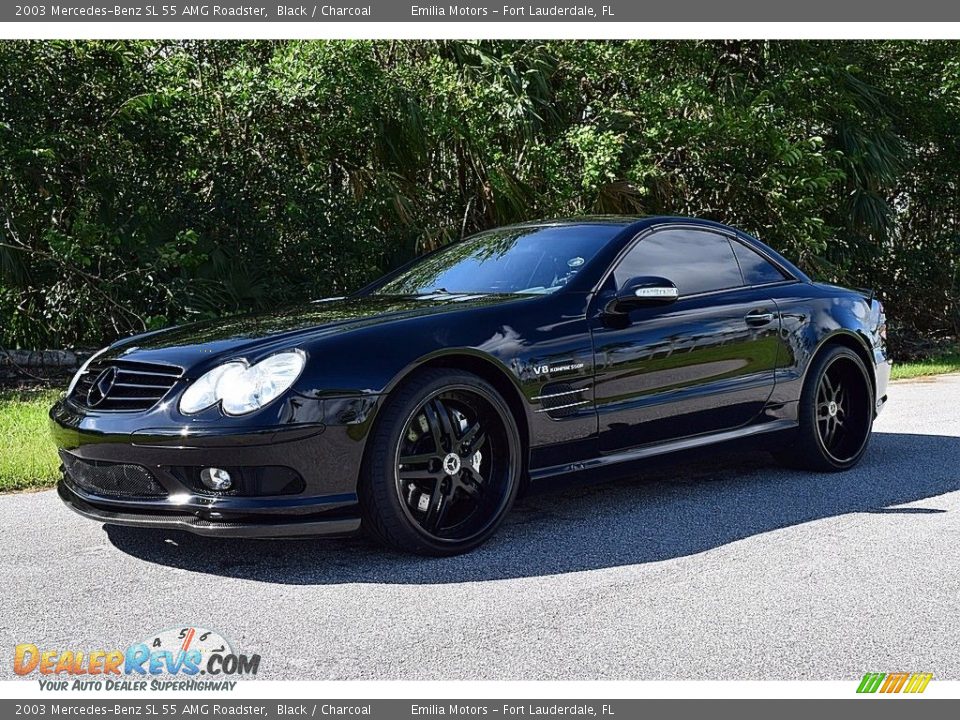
745;310;776;326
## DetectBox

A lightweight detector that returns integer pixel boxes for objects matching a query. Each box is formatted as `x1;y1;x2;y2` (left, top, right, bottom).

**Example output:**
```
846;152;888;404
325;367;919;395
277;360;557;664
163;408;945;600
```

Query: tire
359;368;522;556
776;344;874;472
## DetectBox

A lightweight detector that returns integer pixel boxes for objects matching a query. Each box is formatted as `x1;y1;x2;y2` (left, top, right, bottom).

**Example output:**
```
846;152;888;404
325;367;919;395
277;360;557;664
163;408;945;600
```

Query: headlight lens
178;350;306;416
179;362;247;415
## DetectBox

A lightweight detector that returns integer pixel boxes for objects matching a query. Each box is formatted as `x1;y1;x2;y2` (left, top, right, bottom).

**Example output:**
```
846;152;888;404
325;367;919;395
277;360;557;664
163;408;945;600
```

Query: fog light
200;467;232;491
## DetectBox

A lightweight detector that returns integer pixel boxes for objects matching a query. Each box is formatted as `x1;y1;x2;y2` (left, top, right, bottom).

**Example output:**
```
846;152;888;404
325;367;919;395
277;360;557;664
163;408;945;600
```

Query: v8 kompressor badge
533;362;585;376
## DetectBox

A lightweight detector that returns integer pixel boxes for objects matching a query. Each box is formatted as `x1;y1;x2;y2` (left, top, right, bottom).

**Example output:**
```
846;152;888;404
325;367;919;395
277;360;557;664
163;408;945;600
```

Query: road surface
2;376;958;680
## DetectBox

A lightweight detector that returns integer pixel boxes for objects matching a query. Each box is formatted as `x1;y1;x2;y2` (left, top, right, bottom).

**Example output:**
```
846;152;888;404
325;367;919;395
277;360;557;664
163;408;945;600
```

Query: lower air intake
61;452;167;498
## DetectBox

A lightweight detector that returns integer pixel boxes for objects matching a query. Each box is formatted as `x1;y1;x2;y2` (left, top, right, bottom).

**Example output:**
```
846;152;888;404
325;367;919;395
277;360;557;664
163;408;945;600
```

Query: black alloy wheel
777;344;874;472
360;369;521;555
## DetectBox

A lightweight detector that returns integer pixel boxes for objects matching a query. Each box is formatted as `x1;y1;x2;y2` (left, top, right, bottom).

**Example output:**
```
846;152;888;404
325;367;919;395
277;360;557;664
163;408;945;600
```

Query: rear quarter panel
767;282;889;413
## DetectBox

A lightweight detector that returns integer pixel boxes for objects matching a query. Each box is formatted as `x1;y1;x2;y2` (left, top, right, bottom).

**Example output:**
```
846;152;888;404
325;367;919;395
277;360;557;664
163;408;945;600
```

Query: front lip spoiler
58;481;361;539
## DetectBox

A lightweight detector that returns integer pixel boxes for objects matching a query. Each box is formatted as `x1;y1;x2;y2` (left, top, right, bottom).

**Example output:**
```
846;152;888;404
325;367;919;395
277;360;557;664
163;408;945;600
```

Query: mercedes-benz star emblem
87;367;118;407
442;453;462;476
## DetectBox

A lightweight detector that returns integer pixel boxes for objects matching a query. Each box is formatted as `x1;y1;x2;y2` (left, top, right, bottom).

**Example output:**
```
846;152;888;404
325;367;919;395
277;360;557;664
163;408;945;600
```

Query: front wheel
360;369;522;556
777;344;875;472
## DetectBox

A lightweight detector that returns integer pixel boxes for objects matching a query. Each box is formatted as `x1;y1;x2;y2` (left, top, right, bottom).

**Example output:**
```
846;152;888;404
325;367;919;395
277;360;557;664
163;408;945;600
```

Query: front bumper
58;481;361;537
874;352;892;416
50;397;377;538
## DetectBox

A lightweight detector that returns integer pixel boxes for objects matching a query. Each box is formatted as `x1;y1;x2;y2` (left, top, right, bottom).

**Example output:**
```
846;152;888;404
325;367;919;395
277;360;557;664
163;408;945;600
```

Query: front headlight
179;350;306;416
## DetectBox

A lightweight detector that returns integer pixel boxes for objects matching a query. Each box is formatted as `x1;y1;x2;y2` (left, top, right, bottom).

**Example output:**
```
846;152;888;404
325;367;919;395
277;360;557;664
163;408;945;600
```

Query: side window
613;229;743;296
731;240;790;285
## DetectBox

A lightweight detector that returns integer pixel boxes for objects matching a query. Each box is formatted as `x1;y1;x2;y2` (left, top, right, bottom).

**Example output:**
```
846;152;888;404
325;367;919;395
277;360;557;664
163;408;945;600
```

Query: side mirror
606;276;679;314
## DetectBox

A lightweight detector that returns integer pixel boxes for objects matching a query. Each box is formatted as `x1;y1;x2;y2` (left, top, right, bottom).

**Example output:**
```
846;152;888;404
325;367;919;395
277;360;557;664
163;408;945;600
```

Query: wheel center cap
827;401;838;417
442;453;462;475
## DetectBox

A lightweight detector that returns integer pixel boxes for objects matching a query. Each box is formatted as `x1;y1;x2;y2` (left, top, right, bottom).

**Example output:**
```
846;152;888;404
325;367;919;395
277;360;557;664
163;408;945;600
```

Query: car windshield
372;224;620;296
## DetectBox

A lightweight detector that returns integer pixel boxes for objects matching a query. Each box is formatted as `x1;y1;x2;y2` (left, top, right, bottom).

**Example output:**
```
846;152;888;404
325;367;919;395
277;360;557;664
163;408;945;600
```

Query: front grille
70;358;183;411
61;453;167;498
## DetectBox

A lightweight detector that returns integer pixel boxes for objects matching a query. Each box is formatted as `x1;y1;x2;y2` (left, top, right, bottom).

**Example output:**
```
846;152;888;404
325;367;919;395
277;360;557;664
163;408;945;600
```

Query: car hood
105;293;523;373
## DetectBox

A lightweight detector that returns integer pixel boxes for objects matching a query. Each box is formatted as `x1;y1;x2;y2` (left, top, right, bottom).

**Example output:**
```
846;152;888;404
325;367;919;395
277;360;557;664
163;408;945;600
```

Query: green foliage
890;350;960;380
0;388;61;490
1;40;958;351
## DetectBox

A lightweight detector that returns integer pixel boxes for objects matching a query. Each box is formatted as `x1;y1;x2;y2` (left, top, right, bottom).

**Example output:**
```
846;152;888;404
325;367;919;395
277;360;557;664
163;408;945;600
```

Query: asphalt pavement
1;376;958;680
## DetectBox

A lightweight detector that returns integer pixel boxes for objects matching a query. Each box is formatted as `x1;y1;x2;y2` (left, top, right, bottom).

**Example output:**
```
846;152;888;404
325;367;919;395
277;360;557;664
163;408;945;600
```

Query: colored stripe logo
857;672;933;694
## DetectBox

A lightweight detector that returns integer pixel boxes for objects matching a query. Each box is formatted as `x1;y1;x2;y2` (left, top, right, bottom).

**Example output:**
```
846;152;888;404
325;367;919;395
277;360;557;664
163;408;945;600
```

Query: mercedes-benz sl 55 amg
51;217;890;555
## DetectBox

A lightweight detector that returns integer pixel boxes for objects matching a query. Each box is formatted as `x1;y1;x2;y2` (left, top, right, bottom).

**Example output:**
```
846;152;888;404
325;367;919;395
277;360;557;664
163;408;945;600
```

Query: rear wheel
360;369;521;556
777;344;874;472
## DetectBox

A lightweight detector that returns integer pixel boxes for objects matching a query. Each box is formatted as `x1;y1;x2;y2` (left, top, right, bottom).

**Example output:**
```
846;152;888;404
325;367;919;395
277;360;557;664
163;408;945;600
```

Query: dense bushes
1;40;958;354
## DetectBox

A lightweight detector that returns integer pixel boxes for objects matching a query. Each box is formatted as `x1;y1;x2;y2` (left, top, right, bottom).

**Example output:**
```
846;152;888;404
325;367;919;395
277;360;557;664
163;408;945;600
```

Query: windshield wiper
417;288;452;295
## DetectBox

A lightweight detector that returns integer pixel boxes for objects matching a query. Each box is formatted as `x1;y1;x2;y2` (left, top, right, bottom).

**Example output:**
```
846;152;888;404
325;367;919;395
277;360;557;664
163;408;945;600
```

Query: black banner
7;0;960;23
2;700;959;719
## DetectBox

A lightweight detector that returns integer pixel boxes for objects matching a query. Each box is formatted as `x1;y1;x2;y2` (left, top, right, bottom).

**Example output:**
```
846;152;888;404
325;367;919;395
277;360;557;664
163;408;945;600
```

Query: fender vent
534;382;589;419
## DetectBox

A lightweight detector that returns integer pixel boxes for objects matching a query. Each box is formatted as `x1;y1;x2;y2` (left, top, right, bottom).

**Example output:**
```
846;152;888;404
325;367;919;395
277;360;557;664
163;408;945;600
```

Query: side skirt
528;418;797;481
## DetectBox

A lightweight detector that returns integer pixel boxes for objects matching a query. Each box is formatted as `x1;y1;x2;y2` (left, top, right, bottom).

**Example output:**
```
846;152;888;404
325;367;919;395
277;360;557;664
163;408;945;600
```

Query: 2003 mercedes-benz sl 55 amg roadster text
52;216;890;555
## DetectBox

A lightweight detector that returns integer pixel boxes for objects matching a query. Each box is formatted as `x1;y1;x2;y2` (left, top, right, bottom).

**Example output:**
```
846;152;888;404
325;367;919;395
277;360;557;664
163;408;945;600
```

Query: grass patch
891;351;960;381
0;388;62;492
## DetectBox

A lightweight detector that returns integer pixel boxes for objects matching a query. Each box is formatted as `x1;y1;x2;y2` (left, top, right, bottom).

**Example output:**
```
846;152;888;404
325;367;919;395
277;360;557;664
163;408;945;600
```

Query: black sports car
51;216;890;555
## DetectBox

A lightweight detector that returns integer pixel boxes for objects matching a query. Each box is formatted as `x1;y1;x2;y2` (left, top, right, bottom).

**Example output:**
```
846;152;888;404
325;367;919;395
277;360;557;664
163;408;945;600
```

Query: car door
590;226;782;452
